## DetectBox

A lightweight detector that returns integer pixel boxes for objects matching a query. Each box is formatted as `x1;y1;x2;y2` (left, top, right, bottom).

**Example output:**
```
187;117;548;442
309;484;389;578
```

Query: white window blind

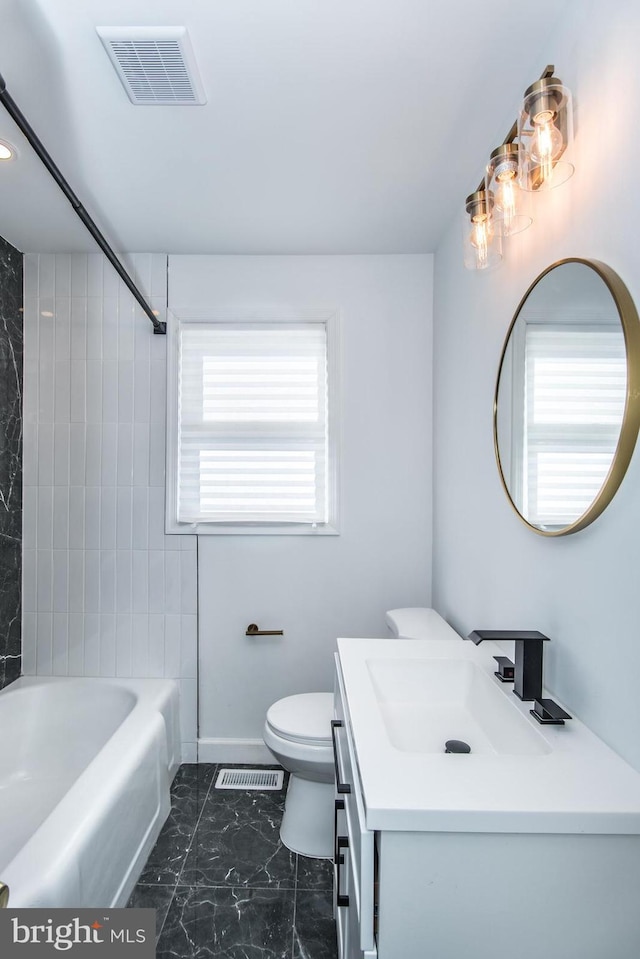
524;326;626;527
177;323;329;525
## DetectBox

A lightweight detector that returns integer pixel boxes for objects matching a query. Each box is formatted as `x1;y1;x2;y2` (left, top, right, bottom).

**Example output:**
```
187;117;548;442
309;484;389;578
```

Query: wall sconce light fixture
518;76;574;191
486;143;532;237
464;65;574;271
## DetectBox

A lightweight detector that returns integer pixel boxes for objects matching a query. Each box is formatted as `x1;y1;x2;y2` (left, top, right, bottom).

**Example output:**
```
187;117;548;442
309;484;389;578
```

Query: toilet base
280;774;334;859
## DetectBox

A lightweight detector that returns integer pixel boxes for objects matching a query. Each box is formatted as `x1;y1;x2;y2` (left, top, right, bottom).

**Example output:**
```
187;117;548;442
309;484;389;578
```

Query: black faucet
467;629;549;702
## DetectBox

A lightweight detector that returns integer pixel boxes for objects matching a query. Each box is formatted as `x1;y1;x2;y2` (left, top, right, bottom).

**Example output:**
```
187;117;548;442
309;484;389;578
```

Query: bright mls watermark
0;909;155;957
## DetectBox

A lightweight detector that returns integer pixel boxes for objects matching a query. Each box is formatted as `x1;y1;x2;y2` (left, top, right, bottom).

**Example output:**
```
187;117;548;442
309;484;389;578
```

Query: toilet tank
385;608;459;642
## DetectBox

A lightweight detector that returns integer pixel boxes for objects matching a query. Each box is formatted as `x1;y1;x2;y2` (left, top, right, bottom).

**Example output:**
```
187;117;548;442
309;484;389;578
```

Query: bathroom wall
169;255;433;760
0;235;23;689
23;253;198;759
432;0;640;770
23;250;431;762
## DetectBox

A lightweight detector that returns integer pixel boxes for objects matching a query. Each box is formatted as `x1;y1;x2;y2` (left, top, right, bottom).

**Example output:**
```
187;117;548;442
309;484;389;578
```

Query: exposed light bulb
494;171;517;236
486;145;531;237
470;217;489;269
464;189;501;270
494;180;516;234
529;115;563;182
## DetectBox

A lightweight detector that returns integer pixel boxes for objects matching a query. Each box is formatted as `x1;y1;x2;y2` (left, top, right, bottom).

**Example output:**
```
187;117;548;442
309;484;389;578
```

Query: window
523;325;626;527
166;312;339;534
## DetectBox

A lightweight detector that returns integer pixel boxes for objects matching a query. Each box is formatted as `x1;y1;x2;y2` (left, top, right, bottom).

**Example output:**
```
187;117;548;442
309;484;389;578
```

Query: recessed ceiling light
0;139;16;160
41;311;54;318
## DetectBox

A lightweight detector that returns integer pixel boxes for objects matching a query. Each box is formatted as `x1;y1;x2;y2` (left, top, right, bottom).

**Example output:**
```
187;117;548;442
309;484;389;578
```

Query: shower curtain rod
0;71;166;334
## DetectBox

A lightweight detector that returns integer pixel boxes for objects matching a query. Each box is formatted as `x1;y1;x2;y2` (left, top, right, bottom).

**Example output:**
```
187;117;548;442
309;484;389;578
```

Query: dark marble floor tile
292;891;337;959
181;788;296;889
295;856;333;892
138;765;217;884
138;798;202;884
173;763;217;794
156;885;295;959
138;816;195;885
181;818;297;889
170;764;217;820
204;781;287;819
192;786;287;842
127;883;175;940
132;765;339;956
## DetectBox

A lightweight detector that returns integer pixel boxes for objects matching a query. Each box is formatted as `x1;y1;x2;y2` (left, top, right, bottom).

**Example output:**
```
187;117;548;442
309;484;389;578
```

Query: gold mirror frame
494;258;640;536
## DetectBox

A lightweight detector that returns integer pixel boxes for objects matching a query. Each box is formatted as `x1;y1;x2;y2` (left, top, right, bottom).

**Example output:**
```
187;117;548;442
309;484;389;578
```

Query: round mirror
494;259;640;535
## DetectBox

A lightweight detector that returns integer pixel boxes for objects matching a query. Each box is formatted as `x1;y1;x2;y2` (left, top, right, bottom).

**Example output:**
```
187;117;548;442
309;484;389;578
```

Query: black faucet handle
468;629;550;643
530;698;572;725
493;656;515;683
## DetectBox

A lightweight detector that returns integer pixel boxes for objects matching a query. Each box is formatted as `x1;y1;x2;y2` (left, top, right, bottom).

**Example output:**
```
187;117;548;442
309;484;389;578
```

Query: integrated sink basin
336;630;640;833
366;657;550;755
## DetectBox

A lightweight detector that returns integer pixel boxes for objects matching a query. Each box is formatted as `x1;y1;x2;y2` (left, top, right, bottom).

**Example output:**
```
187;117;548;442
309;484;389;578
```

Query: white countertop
336;617;640;834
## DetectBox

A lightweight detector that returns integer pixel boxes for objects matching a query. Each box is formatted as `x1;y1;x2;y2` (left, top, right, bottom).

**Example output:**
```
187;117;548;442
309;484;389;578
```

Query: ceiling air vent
96;26;206;105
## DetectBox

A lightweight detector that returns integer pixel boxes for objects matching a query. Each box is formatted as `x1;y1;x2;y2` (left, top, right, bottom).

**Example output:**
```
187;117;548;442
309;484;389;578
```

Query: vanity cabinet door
334;798;377;959
334;656;377;959
334;796;351;959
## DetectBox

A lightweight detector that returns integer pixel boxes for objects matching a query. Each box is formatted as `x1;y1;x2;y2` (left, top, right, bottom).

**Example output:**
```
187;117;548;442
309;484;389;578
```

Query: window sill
165;521;340;537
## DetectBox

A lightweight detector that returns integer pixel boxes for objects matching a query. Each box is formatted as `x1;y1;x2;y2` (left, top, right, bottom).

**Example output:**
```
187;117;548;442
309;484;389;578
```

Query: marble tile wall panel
0;235;23;689
22;253;197;755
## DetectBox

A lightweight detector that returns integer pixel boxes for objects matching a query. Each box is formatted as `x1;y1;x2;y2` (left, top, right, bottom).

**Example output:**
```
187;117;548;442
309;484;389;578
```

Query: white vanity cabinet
333;641;640;959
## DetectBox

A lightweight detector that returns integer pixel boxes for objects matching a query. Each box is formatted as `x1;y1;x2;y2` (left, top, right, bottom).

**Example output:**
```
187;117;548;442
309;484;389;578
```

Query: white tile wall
23;253;198;759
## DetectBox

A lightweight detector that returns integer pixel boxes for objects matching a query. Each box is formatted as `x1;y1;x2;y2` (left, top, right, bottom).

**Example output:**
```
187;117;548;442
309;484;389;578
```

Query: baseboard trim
197;737;273;764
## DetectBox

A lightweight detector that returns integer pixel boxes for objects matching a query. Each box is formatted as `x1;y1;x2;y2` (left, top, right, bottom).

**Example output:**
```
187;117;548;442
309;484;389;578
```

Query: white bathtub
0;676;180;908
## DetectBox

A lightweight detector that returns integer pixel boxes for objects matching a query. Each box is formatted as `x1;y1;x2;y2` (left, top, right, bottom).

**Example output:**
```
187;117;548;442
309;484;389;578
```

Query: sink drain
444;740;471;754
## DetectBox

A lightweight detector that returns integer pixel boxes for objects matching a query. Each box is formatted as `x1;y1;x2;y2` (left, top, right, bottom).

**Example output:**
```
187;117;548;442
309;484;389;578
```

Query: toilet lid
266;693;333;745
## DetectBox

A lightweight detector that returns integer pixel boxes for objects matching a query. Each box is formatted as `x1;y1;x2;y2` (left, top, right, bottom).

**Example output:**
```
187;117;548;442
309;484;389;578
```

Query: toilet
263;692;335;858
263;608;441;858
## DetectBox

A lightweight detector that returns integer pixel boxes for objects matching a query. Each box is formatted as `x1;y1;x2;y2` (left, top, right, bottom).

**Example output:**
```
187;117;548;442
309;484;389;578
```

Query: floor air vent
215;768;284;791
97;26;206;105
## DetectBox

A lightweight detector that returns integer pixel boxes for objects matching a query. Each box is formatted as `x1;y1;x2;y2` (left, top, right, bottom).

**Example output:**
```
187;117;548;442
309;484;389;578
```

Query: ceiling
0;0;571;255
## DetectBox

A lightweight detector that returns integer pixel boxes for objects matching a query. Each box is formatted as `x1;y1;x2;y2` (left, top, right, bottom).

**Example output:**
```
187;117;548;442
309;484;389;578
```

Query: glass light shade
486;143;532;237
462;191;502;271
518;77;574;192
0;139;16;161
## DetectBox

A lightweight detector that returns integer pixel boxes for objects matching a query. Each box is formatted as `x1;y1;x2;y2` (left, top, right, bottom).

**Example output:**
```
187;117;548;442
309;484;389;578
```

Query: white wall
432;0;640;770
22;253;198;759
169;255;433;760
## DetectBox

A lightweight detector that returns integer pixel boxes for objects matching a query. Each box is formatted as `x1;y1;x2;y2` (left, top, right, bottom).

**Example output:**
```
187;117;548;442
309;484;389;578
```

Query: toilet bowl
263;609;441;858
263;692;335;858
